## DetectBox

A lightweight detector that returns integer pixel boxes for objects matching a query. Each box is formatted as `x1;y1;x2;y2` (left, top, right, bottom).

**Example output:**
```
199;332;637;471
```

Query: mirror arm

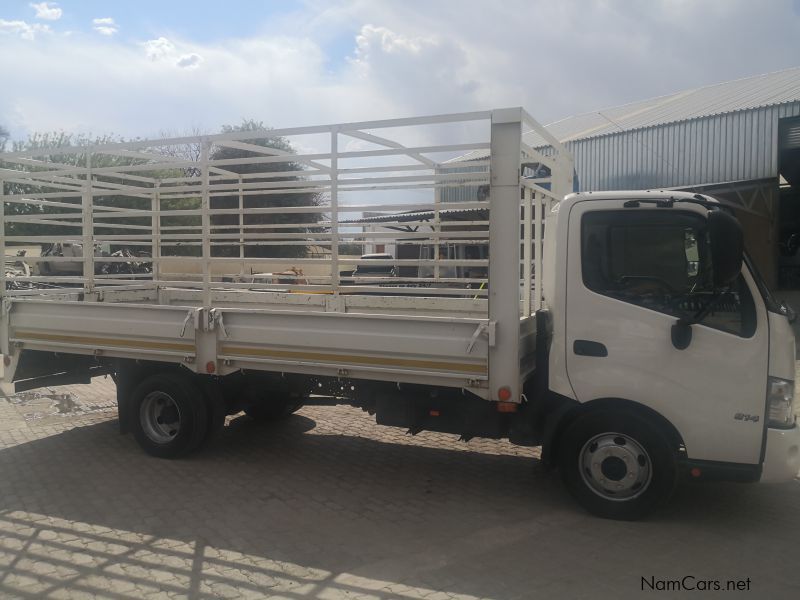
685;289;724;326
671;289;726;351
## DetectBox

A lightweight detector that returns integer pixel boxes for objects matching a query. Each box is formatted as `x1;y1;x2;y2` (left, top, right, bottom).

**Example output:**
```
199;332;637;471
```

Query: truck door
565;201;769;465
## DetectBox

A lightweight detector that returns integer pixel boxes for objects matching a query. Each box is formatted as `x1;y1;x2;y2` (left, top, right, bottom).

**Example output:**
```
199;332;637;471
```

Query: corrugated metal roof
546;66;800;143
448;111;800;202
457;67;800;162
341;207;486;224
567;102;800;192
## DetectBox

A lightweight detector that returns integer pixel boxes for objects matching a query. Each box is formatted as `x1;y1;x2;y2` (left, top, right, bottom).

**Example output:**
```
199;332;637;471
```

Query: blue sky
1;1;799;143
1;1;358;68
4;1;296;41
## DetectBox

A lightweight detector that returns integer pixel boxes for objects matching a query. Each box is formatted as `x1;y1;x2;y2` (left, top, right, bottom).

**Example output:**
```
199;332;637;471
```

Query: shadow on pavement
1;410;799;598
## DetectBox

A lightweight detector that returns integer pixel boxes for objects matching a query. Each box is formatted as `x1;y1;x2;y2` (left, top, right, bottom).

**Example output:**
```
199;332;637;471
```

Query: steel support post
0;178;5;305
82;153;94;294
434;177;441;281
488;108;522;402
0;177;7;367
533;191;543;312
238;176;244;277
152;183;161;286
201;140;211;306
330;129;340;295
523;186;532;316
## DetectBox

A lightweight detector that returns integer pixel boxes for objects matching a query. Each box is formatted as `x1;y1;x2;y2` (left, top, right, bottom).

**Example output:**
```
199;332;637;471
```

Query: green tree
1;123;323;260
0;132;187;247
209;120;323;258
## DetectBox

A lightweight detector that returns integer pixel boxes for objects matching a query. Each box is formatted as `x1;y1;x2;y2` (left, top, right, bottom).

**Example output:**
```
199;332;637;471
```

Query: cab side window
581;210;756;337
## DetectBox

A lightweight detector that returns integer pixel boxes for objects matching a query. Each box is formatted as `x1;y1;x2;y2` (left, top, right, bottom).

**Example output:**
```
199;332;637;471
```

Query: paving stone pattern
1;377;799;599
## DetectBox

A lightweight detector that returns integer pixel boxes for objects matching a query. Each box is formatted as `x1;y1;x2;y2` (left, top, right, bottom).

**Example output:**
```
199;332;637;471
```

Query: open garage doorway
778;116;800;289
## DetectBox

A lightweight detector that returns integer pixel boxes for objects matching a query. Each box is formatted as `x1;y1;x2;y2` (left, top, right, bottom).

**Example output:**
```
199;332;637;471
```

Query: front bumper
761;424;800;482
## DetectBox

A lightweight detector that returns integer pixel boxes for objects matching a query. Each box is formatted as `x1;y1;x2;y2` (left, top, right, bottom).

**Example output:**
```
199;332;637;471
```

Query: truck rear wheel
558;410;677;520
131;373;208;458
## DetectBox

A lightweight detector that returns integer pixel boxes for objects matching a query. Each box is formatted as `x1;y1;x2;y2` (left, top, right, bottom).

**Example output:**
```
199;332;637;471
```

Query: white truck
0;107;798;520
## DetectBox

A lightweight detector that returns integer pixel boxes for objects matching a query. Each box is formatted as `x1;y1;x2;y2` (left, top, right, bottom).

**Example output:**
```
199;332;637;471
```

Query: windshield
580;209;760;336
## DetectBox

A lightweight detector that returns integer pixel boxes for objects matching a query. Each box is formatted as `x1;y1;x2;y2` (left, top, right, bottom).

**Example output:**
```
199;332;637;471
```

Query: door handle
573;340;608;357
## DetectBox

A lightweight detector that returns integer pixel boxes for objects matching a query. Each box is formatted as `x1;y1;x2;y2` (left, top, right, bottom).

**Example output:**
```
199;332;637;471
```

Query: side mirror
708;210;743;288
671;210;743;351
671;321;692;350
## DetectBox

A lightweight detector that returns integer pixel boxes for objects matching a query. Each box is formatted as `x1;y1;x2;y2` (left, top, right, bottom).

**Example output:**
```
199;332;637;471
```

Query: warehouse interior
777;115;800;288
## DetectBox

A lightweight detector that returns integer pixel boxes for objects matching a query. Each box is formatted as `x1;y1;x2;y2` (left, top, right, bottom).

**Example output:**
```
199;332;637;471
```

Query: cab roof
565;190;719;204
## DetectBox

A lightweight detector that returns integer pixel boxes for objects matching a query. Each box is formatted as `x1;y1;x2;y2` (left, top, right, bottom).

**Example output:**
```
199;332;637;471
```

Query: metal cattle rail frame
0;108;573;402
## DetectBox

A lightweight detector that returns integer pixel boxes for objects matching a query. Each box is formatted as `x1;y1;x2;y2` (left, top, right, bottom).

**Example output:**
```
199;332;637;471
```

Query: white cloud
0;19;51;40
176;53;203;69
348;25;478;115
0;0;798;143
30;2;62;21
143;36;175;60
92;17;118;36
142;37;205;69
142;37;204;68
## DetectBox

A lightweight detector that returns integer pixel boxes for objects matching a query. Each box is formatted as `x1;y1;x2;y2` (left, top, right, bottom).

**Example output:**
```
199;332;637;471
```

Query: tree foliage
209;119;323;258
0;122;323;260
0;132;191;245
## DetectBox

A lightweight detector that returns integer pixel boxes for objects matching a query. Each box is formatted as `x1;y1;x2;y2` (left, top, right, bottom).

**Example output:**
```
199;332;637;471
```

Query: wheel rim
140;391;182;444
579;432;652;501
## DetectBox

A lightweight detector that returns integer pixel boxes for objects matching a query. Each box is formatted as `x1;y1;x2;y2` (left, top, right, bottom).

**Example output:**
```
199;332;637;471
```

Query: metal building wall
444;101;800;219
568;102;800;191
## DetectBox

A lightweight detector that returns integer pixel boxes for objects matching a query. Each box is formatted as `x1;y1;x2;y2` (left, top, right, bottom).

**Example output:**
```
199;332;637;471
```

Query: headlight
767;377;796;429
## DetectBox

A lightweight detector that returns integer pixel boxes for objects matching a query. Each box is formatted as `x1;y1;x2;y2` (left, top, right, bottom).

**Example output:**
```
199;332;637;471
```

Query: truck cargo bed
1;108;571;401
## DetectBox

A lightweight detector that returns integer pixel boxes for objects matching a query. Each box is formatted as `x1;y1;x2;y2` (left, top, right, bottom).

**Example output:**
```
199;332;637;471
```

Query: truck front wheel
558;410;677;520
131;373;209;458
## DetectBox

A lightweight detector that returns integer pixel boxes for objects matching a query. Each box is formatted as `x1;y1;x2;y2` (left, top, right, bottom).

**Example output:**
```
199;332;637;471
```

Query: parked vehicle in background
4;250;32;290
1;108;797;520
37;241;109;276
352;253;396;278
339;254;397;288
37;241;151;277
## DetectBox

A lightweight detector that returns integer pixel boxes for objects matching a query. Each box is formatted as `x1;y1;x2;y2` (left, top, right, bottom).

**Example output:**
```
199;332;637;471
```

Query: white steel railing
0;108;573;319
519;109;574;317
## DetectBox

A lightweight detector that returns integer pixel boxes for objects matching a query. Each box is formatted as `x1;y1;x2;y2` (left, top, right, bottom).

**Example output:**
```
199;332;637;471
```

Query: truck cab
541;190;800;518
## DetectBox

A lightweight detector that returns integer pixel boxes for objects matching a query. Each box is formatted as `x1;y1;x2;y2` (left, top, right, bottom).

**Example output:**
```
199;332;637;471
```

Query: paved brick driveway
1;378;799;599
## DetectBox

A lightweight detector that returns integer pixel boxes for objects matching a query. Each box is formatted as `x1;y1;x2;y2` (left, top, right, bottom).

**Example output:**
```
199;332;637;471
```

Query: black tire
557;410;677;520
244;397;303;421
130;372;209;458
